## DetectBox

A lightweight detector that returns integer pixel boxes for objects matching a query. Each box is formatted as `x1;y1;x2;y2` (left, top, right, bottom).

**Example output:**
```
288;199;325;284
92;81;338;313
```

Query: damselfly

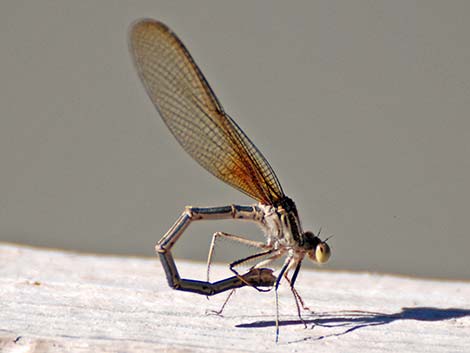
129;19;331;341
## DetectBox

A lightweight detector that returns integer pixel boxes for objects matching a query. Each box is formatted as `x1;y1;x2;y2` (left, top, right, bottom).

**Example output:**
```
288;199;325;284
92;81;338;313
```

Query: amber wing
129;19;284;205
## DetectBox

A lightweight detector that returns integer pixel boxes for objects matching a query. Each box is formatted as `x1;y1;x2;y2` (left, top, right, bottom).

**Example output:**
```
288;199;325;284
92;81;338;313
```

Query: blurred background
1;1;469;280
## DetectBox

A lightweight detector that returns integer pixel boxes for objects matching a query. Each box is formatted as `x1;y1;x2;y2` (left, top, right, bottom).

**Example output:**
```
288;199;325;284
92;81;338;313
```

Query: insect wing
129;19;284;204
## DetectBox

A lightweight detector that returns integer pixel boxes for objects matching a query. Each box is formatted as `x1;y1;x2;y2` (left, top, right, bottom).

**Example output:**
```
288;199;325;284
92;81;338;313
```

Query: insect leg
207;231;268;282
274;256;294;343
208;267;277;316
283;262;308;328
287;261;311;310
229;249;284;292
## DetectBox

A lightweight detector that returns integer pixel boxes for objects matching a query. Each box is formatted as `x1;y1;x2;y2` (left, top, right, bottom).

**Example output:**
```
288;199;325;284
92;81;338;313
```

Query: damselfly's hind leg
206;289;237;316
207;266;277;316
156;204;273;296
204;232;275;314
206;231;269;283
229;248;285;292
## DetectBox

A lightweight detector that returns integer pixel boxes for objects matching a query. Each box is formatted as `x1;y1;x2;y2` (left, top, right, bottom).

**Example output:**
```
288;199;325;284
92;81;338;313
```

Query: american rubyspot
129;19;331;341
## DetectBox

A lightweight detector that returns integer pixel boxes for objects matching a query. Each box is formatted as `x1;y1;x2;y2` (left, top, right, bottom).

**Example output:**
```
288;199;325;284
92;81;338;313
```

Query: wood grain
0;243;469;352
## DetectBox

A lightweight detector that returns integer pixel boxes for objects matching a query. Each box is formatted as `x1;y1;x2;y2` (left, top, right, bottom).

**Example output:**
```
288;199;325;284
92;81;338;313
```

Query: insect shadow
237;307;470;341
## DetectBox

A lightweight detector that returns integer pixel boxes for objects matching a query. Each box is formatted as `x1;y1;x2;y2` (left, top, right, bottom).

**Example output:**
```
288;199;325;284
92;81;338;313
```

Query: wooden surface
1;243;469;352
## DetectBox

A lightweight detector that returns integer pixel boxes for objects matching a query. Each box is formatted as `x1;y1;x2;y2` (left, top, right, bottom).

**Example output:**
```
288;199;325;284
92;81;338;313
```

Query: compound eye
315;242;331;264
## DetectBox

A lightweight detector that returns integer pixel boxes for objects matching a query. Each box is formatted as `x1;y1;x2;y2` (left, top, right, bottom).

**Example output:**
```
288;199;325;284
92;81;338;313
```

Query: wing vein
129;19;285;204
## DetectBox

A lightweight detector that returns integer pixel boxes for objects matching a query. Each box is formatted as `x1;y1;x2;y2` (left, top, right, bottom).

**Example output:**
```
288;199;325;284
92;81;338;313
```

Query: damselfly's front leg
283;269;309;329
156;204;269;296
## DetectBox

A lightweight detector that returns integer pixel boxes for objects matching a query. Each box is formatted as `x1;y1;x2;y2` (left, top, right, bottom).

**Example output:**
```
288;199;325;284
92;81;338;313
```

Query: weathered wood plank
0;243;469;352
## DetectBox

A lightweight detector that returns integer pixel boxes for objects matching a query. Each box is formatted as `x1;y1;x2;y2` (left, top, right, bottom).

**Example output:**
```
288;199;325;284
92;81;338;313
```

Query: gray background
1;1;469;280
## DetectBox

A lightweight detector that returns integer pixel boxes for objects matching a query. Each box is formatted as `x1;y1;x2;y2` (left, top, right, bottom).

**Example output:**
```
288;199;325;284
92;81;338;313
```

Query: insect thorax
258;196;303;248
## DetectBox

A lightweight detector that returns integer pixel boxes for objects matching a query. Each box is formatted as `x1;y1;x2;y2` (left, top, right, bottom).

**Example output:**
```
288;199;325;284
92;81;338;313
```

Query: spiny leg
211;249;285;316
207;236;277;315
274;256;295;343
205;231;270;308
208;267;277;316
289;261;311;311
229;249;284;292
207;288;237;316
156;204;266;296
283;263;309;329
207;231;268;283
